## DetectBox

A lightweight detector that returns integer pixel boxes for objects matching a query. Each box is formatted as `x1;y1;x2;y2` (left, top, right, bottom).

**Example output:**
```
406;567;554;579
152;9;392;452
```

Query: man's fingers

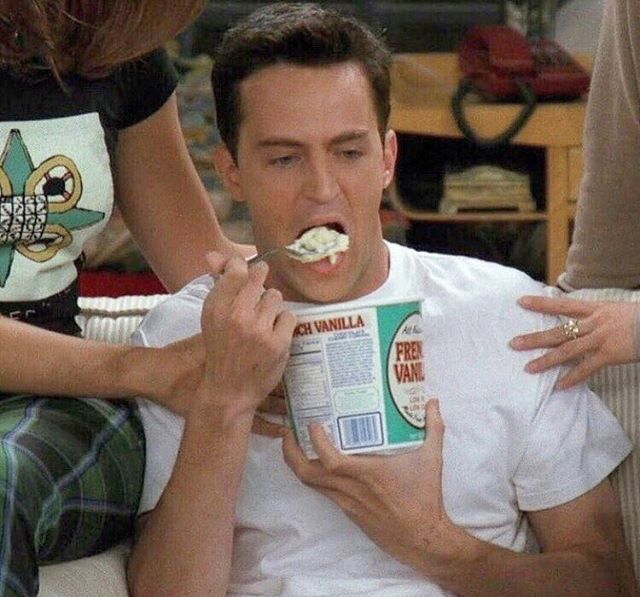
254;288;285;330
518;295;597;318
205;250;229;276
308;423;347;472
282;429;322;479
256;390;288;415
273;309;297;342
208;259;270;328
210;255;250;301
235;261;270;309
422;400;444;490
283;425;347;480
423;399;444;452
282;429;369;503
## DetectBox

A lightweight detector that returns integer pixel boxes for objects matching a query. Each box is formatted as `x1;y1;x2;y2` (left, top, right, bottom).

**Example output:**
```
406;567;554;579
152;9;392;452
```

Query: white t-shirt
136;243;632;596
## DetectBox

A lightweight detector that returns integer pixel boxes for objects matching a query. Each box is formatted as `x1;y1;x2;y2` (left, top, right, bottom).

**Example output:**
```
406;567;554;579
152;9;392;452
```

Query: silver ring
562;319;580;341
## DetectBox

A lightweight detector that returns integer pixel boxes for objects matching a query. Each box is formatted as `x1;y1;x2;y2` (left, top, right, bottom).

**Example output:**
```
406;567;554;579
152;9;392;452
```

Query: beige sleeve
559;0;640;290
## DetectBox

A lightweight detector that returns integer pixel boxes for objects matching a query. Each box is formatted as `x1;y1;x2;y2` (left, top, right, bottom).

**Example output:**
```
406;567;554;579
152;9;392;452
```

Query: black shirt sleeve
113;48;179;130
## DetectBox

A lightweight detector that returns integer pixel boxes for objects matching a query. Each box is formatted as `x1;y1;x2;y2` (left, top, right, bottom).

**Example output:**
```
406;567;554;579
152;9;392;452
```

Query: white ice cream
286;226;349;264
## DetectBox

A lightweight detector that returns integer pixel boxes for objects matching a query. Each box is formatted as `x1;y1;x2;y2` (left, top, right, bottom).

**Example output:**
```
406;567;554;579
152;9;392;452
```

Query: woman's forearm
0;315;186;402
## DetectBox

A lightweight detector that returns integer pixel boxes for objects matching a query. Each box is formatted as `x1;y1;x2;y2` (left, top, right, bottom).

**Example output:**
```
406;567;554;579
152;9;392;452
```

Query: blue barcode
338;412;383;450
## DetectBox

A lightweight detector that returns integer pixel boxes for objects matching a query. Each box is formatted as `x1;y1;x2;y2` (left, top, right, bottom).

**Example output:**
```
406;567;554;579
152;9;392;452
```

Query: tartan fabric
0;395;144;596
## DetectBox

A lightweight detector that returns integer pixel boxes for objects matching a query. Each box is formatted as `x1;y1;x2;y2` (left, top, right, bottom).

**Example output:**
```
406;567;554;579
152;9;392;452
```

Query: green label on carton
377;302;426;445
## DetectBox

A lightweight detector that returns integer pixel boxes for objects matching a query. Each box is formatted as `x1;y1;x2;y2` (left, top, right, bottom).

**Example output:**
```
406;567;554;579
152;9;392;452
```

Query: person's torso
0;111;112;302
229;246;548;596
138;244;630;596
0;51;175;306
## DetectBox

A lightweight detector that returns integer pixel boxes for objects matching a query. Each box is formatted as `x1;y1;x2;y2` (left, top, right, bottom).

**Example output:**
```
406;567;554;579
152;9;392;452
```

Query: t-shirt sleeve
513;381;632;511
113;47;179;130
132;284;206;515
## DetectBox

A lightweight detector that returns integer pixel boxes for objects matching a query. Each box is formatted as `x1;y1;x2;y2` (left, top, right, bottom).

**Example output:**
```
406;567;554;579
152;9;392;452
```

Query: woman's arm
0;314;203;411
114;92;252;292
561;0;640;289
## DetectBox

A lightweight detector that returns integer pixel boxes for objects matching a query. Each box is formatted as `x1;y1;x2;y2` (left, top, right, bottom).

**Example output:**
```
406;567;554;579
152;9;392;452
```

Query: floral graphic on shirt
0;129;105;286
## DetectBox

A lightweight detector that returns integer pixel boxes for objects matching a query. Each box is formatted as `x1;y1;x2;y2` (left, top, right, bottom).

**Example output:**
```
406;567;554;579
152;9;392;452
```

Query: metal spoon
245;245;305;266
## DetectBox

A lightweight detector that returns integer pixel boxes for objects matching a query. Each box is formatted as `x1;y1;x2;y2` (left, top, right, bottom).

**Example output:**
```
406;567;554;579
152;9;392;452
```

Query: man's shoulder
392;243;543;297
133;275;211;348
388;243;557;334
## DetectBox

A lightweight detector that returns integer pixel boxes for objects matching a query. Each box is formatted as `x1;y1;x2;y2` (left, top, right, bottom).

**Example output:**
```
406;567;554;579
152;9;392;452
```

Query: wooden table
389;53;592;284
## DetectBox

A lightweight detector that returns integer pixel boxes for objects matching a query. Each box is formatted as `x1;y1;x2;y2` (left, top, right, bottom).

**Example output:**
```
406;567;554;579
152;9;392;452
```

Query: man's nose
303;159;339;203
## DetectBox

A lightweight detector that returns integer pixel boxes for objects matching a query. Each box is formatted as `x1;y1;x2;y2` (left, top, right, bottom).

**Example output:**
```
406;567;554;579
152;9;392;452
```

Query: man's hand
511;295;640;390
281;400;476;578
195;252;296;422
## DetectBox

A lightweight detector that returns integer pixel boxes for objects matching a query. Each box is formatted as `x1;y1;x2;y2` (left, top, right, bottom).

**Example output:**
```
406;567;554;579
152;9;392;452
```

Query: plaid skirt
0;395;144;596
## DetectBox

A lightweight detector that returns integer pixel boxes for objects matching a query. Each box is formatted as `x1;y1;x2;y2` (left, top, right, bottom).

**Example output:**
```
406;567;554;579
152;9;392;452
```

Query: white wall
555;0;604;52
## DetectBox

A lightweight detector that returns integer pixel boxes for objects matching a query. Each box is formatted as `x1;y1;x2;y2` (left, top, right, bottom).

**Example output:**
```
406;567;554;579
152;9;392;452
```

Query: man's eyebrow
255;130;370;149
329;130;369;145
256;138;304;149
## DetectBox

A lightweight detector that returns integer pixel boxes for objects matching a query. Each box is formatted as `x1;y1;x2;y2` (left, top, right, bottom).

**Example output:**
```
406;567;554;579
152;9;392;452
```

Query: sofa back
570;288;640;579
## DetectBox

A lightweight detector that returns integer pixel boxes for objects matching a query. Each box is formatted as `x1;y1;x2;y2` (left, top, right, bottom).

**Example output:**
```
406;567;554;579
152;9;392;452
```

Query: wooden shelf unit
389;53;592;284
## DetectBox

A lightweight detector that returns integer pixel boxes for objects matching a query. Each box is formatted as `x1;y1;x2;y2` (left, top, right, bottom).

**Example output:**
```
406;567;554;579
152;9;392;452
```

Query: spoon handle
245;247;282;266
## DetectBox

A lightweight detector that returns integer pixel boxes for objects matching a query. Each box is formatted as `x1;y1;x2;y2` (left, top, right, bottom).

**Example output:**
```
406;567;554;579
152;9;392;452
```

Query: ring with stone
562;318;580;341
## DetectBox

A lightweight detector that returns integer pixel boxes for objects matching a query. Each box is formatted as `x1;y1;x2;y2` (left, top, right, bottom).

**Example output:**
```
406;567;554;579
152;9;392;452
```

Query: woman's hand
511;295;640;390
146;333;205;415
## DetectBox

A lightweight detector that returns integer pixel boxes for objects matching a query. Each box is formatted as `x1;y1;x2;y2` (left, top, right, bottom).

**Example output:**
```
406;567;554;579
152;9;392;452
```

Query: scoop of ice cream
286;226;349;264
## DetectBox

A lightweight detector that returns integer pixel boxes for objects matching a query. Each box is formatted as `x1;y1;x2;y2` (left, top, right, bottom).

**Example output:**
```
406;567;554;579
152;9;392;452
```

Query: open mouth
296;221;345;238
286;223;350;264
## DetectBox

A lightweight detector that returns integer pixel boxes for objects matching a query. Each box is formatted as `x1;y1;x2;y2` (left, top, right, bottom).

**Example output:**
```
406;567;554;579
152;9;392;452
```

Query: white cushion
76;294;168;344
567;288;640;579
38;544;130;597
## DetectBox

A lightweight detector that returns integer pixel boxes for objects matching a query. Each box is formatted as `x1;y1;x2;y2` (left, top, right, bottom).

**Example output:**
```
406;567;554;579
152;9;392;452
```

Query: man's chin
283;283;346;305
279;274;357;305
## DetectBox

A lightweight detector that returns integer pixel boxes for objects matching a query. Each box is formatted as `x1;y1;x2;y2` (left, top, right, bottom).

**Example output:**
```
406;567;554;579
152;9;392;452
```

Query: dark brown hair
211;2;392;159
0;0;205;79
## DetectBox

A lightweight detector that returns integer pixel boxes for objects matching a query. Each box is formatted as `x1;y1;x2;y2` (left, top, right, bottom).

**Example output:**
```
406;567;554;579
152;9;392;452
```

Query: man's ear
382;129;398;190
212;144;244;202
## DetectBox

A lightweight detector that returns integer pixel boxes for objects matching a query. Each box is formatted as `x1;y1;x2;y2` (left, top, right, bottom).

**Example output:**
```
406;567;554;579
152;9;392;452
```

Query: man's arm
425;479;635;596
283;401;637;596
128;398;255;596
495;479;635;594
127;255;296;596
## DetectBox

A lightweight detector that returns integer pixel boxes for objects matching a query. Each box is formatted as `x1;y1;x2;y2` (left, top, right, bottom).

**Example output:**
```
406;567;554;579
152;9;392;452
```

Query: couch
37;288;640;595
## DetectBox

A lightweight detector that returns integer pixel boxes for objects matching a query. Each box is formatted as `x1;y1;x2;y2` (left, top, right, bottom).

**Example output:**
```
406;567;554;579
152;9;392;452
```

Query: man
128;4;636;595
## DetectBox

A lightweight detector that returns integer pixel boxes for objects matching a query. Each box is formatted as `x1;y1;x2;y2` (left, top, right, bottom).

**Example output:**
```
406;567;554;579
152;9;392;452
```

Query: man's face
215;62;397;303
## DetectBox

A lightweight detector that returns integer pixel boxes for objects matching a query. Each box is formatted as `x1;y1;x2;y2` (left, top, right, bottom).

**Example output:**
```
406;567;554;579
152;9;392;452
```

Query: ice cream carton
283;297;428;458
